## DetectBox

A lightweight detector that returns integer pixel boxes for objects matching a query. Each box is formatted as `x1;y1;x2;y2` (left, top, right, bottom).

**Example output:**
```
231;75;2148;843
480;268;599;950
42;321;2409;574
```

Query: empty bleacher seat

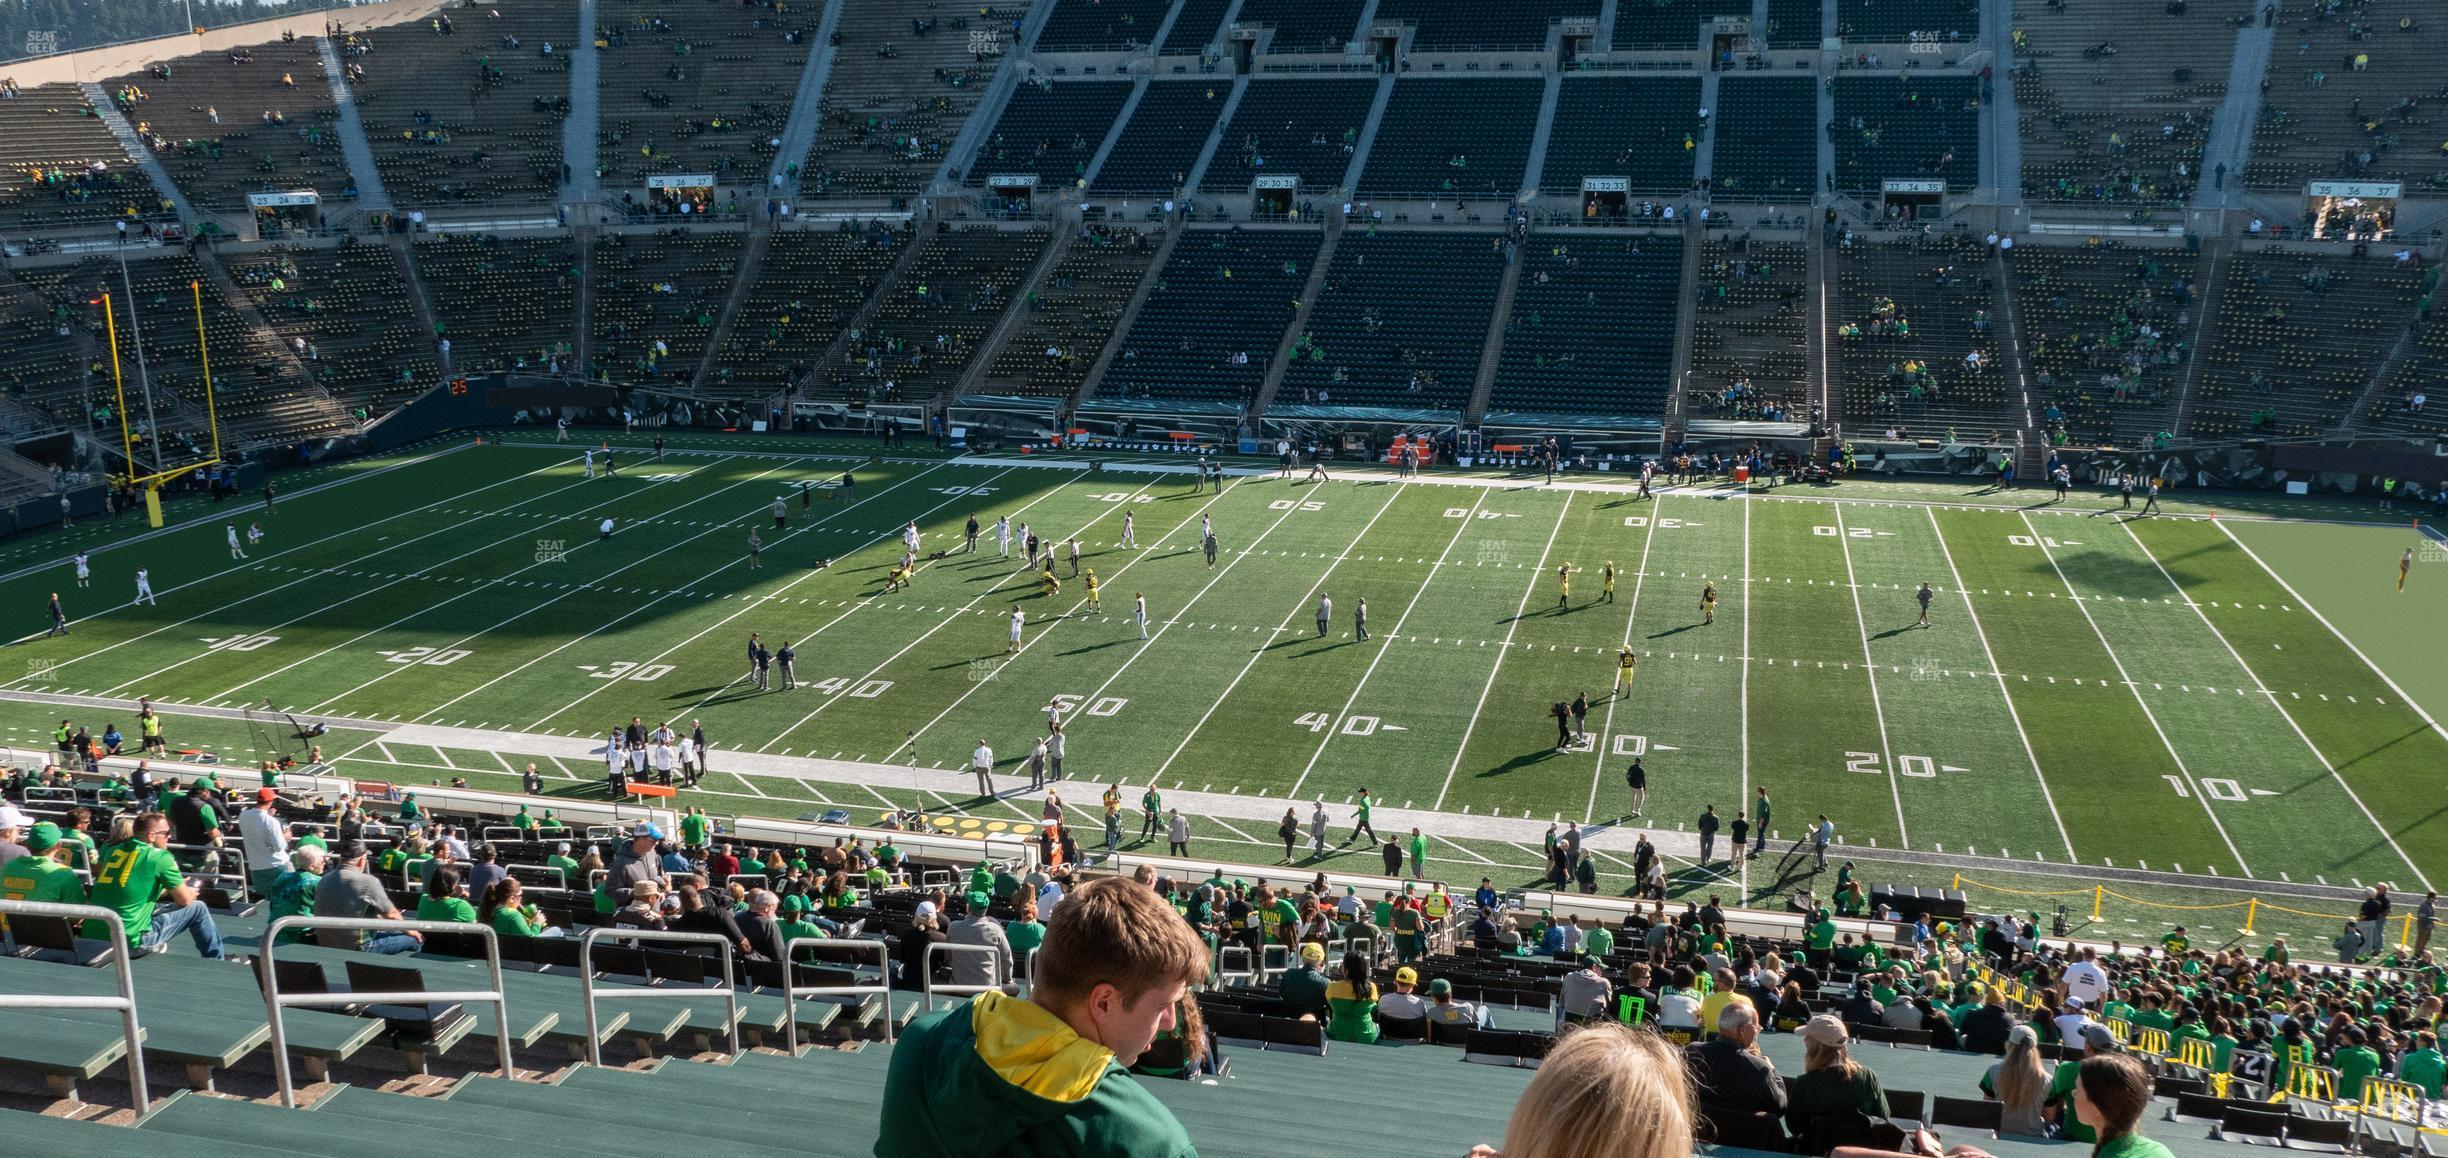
1358;78;1543;200
1281;230;1508;409
1541;77;1702;196
984;224;1162;397
1711;77;1819;199
967;81;1135;188
1235;0;1367;53
1614;0;1753;50
1091;82;1231;196
1491;233;1684;419
1099;226;1317;403
1832;75;1981;193
354;8;570;205
800;0;1000;199
1373;0;1600;52
1201;78;1378;196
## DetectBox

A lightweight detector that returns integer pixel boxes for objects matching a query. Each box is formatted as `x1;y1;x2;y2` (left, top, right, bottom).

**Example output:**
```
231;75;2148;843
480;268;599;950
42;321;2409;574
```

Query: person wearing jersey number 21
85;811;223;958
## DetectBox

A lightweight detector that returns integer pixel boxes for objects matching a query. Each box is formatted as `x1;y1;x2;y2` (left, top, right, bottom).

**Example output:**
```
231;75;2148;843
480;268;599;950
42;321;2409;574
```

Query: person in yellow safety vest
1422;883;1451;929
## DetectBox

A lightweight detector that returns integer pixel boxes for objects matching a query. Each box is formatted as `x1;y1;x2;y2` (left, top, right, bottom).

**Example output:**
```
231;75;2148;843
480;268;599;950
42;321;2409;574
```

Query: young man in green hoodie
878;875;1209;1157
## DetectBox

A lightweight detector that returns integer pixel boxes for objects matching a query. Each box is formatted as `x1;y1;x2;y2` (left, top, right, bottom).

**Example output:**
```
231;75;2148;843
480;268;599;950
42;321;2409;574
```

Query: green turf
4;439;2443;905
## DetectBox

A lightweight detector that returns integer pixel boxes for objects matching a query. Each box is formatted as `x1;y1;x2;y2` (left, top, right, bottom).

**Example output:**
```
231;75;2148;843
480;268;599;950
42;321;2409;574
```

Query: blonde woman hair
1501;1023;1696;1158
1993;1029;2051;1119
1806;1035;1862;1081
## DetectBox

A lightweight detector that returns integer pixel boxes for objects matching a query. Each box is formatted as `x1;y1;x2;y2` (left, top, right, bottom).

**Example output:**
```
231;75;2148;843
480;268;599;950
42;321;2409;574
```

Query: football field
5;436;2446;906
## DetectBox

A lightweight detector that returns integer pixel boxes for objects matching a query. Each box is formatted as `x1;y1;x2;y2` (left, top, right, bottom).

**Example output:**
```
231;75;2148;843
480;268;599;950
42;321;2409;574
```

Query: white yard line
1148;484;1409;782
754;475;1178;752
1431;493;1574;811
2212;519;2448;747
1583;496;1663;822
1283;489;1487;802
2120;521;2427;890
1739;493;1752;894
297;464;795;713
888;480;1246;759
1430;832;1498;865
1924;506;2076;861
208;463;771;706
1830;503;1911;848
2019;511;2252;875
13;454;596;675
529;463;970;729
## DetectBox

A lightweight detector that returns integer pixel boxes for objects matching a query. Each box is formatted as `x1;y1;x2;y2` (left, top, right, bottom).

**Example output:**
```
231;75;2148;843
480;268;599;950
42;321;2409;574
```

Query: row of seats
835;226;1049;400
1490;233;1684;416
416;234;580;376
1689;237;1810;412
1837;0;1976;42
229;239;444;418
2243;5;2448;193
587;227;747;387
1281;229;1508;409
1235;0;1367;54
102;39;353;211
799;0;1008;199
1830;235;2014;438
2372;300;2447;438
2189;248;2424;439
983;224;1164;397
1832;75;1982;192
1164;0;1239;54
1614;0;1754;50
2010;0;2234;204
1711;76;1820;199
354;7;573;206
1098;225;1317;401
1090;81;1230;196
1541;76;1703;194
2006;241;2193;447
1034;0;1175;51
965;80;1135;187
1373;0;1600;52
0;266;98;427
593;0;812;186
1357;78;1544;198
1766;0;1825;48
710;226;905;395
0;84;148;233
1200;77;1376;195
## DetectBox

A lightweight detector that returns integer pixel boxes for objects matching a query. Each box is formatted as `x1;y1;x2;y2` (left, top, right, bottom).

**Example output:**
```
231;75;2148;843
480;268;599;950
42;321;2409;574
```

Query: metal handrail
921;941;1011;1012
261;915;515;1108
576;927;739;1067
777;936;894;1050
0;900;145;1113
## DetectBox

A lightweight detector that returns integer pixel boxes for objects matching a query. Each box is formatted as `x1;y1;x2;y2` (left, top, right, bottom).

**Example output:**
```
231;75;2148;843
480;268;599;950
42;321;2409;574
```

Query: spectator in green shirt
2067;1053;2175;1158
2159;927;2188;956
1806;914;1838;951
1324;950;1380;1044
2398;1030;2446;1097
1;822;87;908
265;845;325;944
479;877;560;938
1585;921;1617;961
544;841;581;885
414;865;478;923
2333;1026;2384;1100
84;812;223;957
2047;1022;2124;1143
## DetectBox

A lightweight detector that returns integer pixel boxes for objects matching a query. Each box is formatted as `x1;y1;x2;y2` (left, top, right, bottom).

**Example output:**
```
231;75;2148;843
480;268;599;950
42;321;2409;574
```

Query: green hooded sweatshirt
875;991;1196;1158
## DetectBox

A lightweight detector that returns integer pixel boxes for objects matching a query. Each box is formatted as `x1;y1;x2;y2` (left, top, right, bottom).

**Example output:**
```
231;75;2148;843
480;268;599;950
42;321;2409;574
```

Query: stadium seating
1372;0;1599;52
983;224;1163;397
1280;230;1508;409
708;226;904;397
585;228;747;387
2242;8;2448;193
1356;78;1544;200
415;234;580;375
1098;226;1317;402
1831;76;1982;193
228;239;444;418
592;0;813;187
1090;81;1231;196
2189;248;2423;439
966;80;1136;188
1710;77;1819;200
1161;0;1238;54
0;265;99;428
1765;0;1825;48
1836;0;1976;42
1613;0;1752;51
1489;233;1684;417
2371;306;2448;439
1541;77;1703;195
1199;78;1377;196
1035;0;1173;51
0;83;150;232
2010;1;2234;204
800;0;1004;199
1689;237;1810;419
99;40;351;212
1234;0;1367;54
2006;241;2195;447
835;226;1047;401
1830;235;2013;438
352;8;571;207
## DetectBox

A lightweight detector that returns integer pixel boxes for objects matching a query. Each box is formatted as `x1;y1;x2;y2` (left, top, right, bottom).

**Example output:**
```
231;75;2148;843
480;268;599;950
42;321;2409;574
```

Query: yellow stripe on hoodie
969;990;1115;1104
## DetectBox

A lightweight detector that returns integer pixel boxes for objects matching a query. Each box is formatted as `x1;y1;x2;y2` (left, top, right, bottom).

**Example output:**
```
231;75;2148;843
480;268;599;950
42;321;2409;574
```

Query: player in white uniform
583;449;596;478
1008;608;1026;654
1121;512;1137;548
903;521;921;555
246;522;264;549
1200;514;1212;544
226;524;247;559
133;566;156;606
72;552;89;588
996;516;1011;557
1134;593;1149;640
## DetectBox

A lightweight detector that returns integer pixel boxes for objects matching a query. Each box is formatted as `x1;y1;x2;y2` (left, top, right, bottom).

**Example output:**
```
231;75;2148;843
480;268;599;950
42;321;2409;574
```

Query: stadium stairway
1251;215;1345;418
1465;242;1528;426
1072;216;1188;409
316;36;390;211
74;81;194;224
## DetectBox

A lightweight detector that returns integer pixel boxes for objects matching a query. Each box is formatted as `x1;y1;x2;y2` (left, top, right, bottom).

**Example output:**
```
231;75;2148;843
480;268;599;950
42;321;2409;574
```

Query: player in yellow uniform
1557;563;1581;608
884;562;913;592
1614;645;1637;695
1039;565;1062;597
1084;569;1102;612
2403;547;2415;593
1701;580;1718;625
1601;561;1618;603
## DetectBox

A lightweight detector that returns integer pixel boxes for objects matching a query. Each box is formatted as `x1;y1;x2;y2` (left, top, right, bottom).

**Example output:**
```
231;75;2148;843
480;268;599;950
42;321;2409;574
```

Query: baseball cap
2007;1023;2039;1048
2078;1022;2123;1052
1428;978;1453;997
781;894;810;913
915;900;938;920
2064;996;2084;1010
1299;942;1326;964
556;841;571;853
629;822;664;841
23;821;62;852
0;804;30;830
1394;966;1419;985
1800;1014;1850;1046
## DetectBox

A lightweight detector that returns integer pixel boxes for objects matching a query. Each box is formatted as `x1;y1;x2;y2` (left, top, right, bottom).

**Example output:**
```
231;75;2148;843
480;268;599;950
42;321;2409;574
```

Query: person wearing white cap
1787;1014;1888;1152
544;841;580;885
1981;1023;2054;1138
2053;997;2092;1049
0;803;34;864
895;899;947;988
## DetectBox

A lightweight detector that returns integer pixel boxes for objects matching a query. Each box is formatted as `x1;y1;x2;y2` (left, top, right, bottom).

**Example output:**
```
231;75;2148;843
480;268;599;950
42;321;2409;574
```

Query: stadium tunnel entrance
1581;177;1630;221
248;190;320;239
1251;175;1297;218
1880;178;1945;222
2306;180;2399;242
